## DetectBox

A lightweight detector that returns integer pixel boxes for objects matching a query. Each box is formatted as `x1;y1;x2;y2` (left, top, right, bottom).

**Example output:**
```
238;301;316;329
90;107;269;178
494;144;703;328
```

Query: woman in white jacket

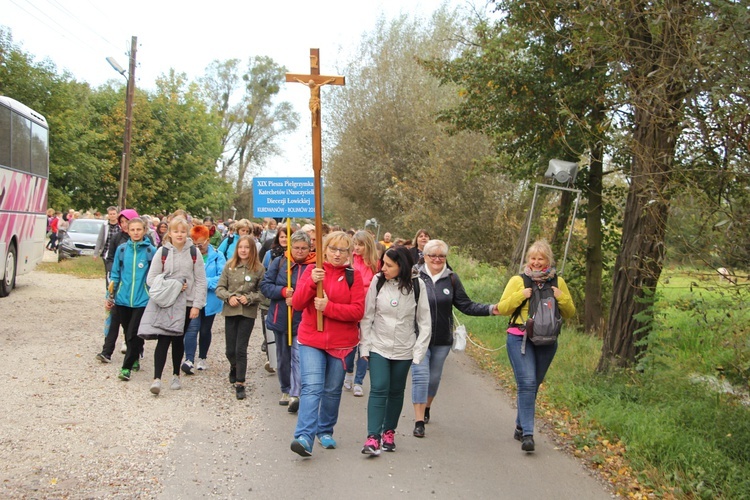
359;246;431;456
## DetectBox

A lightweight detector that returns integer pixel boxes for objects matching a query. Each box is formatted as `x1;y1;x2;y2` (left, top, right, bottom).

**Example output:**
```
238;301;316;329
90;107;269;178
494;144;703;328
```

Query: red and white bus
0;96;49;297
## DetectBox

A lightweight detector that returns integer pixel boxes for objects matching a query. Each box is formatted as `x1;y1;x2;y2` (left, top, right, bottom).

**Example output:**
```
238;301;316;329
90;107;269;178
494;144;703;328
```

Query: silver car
58;219;107;259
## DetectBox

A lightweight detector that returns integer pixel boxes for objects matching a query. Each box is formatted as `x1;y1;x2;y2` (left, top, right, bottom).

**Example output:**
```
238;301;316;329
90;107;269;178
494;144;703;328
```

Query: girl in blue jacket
111;218;155;381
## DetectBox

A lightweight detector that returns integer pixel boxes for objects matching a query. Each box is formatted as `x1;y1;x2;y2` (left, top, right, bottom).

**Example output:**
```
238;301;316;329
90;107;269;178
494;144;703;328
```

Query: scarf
523;266;557;285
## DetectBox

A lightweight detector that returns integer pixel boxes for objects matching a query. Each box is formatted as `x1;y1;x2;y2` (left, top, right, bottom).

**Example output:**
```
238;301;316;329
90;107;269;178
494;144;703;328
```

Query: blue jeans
344;346;368;385
273;330;300;397
183;310;204;363
411;345;452;404
294;345;347;446
506;334;557;436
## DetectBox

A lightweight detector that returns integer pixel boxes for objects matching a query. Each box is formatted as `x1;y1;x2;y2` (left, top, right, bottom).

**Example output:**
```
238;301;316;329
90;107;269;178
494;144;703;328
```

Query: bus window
31;123;48;177
0;106;9;167
11;113;31;173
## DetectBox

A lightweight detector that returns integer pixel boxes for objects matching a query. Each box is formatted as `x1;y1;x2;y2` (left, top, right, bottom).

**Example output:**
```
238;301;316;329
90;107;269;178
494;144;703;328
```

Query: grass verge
38;255;103;279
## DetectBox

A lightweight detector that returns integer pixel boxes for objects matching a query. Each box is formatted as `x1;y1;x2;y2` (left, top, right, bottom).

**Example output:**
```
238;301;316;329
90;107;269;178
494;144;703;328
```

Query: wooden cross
286;48;345;330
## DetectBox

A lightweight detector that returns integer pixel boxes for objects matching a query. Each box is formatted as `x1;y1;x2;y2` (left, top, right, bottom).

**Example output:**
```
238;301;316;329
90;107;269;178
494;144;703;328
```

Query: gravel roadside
0;265;265;499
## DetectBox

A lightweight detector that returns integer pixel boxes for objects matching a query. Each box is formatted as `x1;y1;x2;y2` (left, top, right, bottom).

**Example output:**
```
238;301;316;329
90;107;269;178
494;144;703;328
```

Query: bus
0;96;49;297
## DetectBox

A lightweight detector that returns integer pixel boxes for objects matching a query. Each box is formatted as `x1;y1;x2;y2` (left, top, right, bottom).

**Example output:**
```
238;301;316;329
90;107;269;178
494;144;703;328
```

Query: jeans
367;352;412;438
344;346;368;385
294;344;347;445
411;344;452;404
273;330;300;396
225;316;255;383
506;333;558;436
183;309;205;363
198;313;216;360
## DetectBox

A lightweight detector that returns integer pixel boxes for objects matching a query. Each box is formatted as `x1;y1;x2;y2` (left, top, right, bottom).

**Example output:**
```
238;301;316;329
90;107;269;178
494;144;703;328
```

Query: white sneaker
170;376;182;390
343;374;354;391
120;341;127;354
150;379;162;395
181;359;195;375
353;384;364;397
196;358;207;371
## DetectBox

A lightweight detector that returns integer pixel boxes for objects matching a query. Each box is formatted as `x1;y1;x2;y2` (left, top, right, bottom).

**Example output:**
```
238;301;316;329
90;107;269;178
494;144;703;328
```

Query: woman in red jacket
289;231;365;457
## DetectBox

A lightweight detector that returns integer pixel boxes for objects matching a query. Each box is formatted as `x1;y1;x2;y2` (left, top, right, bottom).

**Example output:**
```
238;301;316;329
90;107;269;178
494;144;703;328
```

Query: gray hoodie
147;241;207;310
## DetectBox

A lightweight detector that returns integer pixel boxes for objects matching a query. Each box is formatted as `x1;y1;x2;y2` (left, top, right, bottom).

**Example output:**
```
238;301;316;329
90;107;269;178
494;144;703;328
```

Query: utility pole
118;36;137;210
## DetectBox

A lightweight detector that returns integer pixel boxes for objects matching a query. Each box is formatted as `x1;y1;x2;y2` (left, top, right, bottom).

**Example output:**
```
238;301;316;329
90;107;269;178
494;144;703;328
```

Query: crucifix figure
286;49;345;330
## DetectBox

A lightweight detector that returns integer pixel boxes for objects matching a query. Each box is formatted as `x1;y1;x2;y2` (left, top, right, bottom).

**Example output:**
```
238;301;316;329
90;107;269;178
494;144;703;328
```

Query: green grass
450;254;750;498
38;255;103;279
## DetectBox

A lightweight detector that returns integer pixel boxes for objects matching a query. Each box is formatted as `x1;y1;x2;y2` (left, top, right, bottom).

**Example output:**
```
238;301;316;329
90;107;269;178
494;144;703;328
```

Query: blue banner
252;177;318;218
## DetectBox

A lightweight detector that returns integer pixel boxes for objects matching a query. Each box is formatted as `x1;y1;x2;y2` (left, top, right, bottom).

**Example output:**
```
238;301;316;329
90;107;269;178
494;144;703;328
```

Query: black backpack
510;274;562;353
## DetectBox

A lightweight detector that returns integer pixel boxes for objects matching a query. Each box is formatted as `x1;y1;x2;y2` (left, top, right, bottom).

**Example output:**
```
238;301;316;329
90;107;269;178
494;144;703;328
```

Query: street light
364;218;380;240
107;36;137;210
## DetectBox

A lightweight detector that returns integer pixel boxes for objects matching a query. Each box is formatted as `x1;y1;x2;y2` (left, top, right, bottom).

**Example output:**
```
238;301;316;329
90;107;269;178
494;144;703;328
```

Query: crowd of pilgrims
89;207;574;457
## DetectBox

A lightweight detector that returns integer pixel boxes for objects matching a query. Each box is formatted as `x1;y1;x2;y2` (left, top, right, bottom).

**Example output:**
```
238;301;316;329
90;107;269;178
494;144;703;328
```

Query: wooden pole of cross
286;48;345;331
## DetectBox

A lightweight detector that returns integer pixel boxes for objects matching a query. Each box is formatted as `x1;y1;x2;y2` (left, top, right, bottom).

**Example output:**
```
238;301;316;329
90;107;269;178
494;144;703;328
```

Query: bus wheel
0;242;17;297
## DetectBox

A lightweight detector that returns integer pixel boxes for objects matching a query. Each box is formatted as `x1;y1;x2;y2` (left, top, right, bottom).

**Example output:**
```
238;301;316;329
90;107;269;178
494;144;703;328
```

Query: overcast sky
2;0;467;177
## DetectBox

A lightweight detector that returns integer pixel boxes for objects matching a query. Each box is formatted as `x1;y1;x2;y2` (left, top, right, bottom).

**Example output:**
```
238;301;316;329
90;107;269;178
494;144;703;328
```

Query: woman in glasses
289;231;365;457
410;239;499;438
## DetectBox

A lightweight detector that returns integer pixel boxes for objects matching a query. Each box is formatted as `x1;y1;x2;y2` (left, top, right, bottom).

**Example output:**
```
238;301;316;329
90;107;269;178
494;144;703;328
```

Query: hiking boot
514;426;523;441
96;352;112;363
236;384;246;400
150;379;162;395
353;384;364;397
424;406;431;424
181;359;195;375
288;397;299;413
382;429;396;452
521;435;535;452
291;436;312;457
279;393;290;406
132;360;140;372
229;367;237;384
196;358;207;371
413;421;425;438
118;368;131;381
170;376;182;390
318;434;336;449
361;435;381;456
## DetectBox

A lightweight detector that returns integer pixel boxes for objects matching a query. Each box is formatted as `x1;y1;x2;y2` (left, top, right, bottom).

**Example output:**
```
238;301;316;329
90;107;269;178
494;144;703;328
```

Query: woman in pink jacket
289;231;365;457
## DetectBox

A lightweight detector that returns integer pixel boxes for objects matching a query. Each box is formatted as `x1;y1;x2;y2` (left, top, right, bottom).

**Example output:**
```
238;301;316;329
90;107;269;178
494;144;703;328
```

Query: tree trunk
552;189;573;259
597;104;677;371
584;114;604;335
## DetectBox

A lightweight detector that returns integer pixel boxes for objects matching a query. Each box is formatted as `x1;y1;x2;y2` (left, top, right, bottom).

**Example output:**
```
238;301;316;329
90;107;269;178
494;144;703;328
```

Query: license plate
80;249;94;256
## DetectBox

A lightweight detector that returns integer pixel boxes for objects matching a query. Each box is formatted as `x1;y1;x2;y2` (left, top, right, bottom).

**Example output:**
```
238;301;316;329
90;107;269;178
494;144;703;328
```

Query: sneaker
120;341;127;354
291;436;313;457
132;359;140;372
288;397;299;413
196;358;207;371
96;352;112;363
150;379;162;395
181;359;195;375
521;435;535;452
279;393;290;406
318;434;336;449
229;367;237;384
343;374;354;391
514;426;523;441
382;429;396;452
118;368;131;381
170;376;182;390
353;384;364;397
413;421;425;438
264;361;275;373
424;406;431;424
236;384;246;400
361;435;381;456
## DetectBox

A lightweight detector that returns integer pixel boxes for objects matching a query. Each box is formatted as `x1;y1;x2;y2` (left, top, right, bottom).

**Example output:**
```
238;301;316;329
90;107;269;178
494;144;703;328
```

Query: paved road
159;323;612;499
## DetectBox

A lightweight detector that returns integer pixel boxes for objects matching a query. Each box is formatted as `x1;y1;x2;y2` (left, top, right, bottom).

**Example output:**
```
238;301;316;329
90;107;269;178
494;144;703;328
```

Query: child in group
215;235;265;400
110;217;156;380
145;216;207;395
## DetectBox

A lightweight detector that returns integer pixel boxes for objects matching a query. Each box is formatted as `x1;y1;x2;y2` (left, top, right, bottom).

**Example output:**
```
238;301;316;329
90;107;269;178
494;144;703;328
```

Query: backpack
160;245;197;272
221;234;235;259
510;274;562;353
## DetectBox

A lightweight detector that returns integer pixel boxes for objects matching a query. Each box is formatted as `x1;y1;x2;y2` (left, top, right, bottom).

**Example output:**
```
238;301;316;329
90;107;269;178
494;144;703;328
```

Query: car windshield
68;221;103;234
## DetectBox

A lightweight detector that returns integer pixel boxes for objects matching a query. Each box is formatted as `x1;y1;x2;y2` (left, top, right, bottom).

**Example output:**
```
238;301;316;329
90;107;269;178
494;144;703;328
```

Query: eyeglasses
194;240;209;248
426;254;446;260
328;246;350;255
291;245;310;252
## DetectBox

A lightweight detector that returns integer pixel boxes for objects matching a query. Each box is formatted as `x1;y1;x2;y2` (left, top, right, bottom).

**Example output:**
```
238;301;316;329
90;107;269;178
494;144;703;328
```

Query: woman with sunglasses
410;239;499;438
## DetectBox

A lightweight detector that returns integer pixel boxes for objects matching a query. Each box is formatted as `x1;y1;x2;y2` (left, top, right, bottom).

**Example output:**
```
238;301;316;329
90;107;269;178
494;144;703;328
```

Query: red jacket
293;261;365;350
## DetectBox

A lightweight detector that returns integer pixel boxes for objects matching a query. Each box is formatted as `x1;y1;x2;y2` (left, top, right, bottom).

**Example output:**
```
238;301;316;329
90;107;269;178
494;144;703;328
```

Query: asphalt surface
158;322;613;499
